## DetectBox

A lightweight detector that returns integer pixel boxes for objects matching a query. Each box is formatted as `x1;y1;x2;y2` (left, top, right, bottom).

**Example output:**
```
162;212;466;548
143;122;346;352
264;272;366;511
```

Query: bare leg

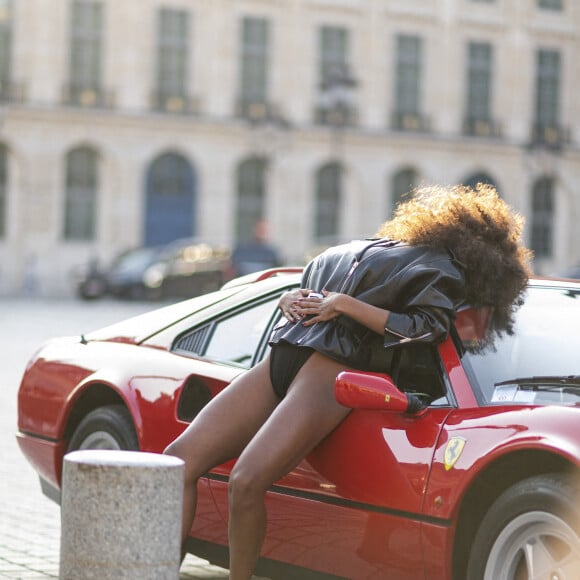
227;352;351;580
164;355;280;545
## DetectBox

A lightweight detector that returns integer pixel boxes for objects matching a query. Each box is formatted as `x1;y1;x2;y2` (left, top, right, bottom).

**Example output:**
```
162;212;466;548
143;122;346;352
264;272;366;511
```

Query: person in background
231;219;282;277
22;254;40;297
165;183;532;580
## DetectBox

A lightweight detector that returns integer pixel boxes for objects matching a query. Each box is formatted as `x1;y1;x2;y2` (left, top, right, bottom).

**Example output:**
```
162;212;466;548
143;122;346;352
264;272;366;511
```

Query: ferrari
16;269;580;579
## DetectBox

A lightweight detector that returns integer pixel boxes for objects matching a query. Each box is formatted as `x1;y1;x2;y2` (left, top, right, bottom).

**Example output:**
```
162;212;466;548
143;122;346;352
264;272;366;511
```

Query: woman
164;183;531;579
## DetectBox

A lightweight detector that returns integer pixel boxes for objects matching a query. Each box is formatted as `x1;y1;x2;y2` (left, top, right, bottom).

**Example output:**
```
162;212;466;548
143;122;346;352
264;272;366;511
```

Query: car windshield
111;248;161;275
459;284;580;406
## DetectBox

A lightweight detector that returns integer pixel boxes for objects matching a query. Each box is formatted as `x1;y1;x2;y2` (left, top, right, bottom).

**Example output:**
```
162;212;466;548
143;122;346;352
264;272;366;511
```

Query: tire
466;473;580;580
68;405;139;451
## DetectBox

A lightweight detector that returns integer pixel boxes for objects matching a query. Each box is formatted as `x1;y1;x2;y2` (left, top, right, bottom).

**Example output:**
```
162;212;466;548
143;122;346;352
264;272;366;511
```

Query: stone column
60;450;184;580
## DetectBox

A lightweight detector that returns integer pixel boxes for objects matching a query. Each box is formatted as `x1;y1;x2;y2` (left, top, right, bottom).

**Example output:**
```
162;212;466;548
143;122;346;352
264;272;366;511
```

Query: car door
205;330;453;579
267;344;453;579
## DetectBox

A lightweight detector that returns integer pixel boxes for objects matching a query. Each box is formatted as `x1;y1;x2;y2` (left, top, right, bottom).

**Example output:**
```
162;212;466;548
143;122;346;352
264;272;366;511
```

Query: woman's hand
295;290;344;326
278;288;312;322
282;289;391;335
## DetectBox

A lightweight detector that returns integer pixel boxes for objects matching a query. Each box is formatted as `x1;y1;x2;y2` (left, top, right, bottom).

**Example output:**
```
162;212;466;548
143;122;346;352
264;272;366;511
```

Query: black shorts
269;342;314;399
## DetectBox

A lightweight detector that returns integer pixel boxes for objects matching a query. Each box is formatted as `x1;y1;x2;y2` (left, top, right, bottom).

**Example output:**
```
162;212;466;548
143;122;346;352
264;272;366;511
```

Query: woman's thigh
166;355;281;476
231;352;351;489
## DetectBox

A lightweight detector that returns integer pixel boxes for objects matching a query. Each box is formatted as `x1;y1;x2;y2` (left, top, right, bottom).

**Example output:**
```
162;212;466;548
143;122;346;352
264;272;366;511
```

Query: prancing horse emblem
444;437;466;471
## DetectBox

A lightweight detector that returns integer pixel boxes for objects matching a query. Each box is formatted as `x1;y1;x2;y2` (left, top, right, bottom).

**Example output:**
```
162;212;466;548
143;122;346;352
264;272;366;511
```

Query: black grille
174;325;211;354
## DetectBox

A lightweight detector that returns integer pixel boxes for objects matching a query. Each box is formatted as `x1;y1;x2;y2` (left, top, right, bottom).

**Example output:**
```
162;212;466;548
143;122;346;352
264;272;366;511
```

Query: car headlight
143;264;166;288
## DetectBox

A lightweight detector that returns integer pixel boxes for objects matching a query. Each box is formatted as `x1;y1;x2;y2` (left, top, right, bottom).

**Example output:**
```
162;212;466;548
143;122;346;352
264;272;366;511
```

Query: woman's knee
228;463;268;509
163;438;186;460
163;439;204;484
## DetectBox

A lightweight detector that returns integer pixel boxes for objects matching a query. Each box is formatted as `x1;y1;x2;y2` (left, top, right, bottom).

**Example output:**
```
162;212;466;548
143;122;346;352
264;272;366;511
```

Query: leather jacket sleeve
380;259;465;347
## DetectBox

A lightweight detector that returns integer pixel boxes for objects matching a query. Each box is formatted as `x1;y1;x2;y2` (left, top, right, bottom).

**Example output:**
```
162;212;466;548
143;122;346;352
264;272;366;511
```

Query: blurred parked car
17;272;580;578
75;239;233;301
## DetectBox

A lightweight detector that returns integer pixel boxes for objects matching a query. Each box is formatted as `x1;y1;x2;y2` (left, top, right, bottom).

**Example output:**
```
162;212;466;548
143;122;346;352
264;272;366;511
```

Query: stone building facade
0;0;579;296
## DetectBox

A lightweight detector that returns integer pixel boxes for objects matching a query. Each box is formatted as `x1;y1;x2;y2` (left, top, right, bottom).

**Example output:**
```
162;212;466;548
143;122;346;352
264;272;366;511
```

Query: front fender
62;370;142;439
424;405;580;521
61;344;198;453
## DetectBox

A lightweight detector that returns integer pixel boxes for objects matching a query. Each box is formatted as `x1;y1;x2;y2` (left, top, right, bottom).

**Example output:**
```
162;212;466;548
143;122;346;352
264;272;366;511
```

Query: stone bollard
59;450;184;580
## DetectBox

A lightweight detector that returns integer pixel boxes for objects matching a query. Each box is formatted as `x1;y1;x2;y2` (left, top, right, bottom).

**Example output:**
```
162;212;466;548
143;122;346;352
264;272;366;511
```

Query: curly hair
376;183;533;342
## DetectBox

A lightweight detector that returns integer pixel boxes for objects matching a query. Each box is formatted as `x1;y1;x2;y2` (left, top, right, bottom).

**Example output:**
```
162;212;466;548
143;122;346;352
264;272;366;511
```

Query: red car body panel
212;479;431;580
426;405;580;519
15;434;67;492
17;339;243;484
436;339;477;408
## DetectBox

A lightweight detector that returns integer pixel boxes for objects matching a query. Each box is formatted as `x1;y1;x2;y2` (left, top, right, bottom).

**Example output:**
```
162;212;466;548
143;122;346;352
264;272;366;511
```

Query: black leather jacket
270;239;466;371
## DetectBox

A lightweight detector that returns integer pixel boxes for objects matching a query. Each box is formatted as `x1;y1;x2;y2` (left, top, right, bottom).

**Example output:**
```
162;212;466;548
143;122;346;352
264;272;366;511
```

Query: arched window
145;152;196;246
150;153;190;196
531;176;554;258
315;162;342;242
236;157;267;242
64;146;98;240
391;168;418;215
463;172;498;192
0;144;6;238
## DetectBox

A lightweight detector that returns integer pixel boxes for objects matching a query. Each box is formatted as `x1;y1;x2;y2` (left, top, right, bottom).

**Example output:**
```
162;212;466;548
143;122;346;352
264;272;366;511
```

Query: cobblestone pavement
0;297;232;579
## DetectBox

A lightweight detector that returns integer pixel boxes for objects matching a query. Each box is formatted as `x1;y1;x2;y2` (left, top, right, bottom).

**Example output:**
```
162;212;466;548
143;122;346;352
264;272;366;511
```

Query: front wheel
467;473;580;580
68;405;139;451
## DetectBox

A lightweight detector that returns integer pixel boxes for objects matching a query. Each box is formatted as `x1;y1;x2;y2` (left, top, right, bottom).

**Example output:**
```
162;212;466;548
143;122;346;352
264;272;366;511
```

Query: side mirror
335;370;410;412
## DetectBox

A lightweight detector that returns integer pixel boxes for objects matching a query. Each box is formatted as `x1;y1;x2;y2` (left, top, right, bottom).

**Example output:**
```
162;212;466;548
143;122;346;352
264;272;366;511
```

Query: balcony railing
62;85;115;109
531;124;571;149
314;105;358;127
391;112;430;132
463;118;502;138
151;92;200;115
236;99;285;124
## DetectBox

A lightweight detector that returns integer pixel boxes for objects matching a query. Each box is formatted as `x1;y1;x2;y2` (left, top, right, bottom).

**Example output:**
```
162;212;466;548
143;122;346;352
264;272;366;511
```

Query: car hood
83;288;241;345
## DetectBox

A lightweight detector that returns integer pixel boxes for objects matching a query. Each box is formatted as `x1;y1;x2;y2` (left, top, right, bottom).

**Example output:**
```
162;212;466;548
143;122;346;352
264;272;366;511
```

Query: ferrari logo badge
444;437;466;471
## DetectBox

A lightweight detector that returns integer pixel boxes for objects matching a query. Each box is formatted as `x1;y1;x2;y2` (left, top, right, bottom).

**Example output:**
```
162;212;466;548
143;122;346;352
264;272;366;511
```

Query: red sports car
17;270;580;579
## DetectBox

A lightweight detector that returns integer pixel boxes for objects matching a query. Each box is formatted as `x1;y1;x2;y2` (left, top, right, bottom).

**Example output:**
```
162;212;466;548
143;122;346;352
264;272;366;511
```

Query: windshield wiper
495;375;580;388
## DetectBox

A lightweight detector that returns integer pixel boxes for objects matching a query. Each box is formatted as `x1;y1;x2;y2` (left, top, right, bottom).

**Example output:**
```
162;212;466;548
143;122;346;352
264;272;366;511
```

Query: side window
393;344;449;406
174;295;281;368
